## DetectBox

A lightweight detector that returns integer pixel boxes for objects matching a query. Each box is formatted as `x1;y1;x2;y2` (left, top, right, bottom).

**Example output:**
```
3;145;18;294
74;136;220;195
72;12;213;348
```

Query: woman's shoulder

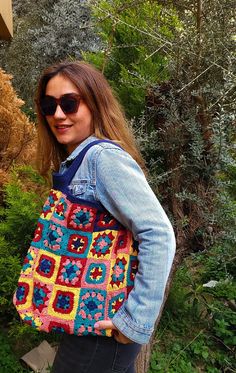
85;137;128;160
89;138;124;151
89;140;144;180
82;137;142;177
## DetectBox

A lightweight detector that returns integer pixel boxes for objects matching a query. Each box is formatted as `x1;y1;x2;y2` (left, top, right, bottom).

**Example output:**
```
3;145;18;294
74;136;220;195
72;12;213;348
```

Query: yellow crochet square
47;285;80;321
88;230;117;260
33;250;61;284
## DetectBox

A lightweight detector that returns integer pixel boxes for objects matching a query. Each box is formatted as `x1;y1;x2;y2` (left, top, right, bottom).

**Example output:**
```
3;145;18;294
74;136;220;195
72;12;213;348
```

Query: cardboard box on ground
21;340;57;373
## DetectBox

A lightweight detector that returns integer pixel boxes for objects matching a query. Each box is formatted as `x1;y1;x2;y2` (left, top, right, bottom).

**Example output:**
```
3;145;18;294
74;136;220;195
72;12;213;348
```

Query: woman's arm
94;146;176;344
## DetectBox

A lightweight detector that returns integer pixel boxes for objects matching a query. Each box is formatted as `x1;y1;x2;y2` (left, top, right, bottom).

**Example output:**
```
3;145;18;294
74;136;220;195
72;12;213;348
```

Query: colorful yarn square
67;233;90;257
89;231;115;259
85;263;107;285
67;205;96;231
55;257;86;287
32;282;51;312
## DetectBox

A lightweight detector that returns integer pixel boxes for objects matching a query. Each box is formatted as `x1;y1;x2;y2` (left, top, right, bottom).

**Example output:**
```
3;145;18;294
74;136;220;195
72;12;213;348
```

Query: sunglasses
39;93;81;116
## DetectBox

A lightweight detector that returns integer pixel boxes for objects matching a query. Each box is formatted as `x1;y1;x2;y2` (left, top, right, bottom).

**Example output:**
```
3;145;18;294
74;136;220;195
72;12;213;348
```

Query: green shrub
0;167;45;255
0;330;30;373
0;166;45;322
0;254;22;319
196;242;236;283
150;250;236;373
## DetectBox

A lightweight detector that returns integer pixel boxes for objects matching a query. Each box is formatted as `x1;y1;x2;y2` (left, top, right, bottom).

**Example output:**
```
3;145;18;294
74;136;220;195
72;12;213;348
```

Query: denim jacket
59;135;176;345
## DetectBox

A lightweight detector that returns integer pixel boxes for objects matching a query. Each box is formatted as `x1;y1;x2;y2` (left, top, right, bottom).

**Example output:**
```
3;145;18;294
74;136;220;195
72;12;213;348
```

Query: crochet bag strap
53;139;122;188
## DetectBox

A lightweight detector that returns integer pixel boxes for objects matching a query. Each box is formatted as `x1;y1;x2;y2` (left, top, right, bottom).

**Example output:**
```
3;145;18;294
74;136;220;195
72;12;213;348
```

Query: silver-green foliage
0;0;99;109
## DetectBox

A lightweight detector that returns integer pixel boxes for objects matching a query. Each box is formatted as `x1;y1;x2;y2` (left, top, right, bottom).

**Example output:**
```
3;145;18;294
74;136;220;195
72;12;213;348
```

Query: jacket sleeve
95;146;176;344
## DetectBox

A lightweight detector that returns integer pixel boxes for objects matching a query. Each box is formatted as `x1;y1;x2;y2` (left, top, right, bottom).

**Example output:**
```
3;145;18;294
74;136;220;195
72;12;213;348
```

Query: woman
28;61;176;372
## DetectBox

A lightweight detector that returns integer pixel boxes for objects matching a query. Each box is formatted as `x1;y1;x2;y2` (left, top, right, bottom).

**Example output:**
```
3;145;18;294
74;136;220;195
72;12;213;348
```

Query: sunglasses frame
39;93;81;116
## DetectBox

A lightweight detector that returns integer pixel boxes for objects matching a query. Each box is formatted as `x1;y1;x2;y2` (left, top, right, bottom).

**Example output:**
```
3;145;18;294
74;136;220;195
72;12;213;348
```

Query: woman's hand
94;320;134;344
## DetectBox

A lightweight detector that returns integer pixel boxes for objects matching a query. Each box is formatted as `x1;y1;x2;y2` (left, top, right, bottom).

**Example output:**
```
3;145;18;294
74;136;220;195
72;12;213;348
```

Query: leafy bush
149;251;236;373
0;330;30;373
0;166;45;322
0;254;22;320
0;0;99;109
0;166;45;255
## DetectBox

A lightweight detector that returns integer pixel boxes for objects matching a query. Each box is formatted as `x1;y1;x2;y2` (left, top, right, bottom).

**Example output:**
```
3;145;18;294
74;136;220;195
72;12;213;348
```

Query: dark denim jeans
51;334;142;373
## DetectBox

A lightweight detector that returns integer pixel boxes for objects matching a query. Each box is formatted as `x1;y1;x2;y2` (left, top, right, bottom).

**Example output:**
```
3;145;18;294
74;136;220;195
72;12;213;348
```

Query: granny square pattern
13;140;139;337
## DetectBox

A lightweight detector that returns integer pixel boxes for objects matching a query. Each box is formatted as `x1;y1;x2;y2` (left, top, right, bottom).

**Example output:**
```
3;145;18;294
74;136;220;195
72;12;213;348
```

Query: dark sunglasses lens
61;96;79;114
40;97;57;116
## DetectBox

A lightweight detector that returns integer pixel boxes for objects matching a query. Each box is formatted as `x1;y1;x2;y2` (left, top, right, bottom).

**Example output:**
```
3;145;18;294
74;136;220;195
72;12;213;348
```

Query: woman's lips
55;125;72;132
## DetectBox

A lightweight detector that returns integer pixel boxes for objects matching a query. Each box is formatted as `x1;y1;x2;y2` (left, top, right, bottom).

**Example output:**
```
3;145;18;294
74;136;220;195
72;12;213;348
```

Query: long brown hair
35;60;145;178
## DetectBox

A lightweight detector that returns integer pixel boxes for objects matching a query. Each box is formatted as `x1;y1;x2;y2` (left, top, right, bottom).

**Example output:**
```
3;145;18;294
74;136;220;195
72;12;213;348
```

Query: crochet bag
13;140;139;337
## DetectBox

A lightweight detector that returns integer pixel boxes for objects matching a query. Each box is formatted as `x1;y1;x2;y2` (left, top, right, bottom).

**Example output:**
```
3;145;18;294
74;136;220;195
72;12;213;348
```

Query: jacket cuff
112;307;154;345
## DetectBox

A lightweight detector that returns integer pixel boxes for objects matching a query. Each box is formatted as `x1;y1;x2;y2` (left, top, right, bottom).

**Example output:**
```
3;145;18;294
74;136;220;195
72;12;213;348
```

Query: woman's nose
54;104;66;118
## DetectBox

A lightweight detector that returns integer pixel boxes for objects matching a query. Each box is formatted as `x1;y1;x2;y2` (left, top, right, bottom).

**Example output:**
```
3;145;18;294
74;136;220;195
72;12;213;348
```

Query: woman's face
45;74;93;154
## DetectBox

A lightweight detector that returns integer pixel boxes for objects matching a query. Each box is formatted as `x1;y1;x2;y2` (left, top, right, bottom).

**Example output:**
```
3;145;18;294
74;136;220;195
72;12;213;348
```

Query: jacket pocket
70;179;89;196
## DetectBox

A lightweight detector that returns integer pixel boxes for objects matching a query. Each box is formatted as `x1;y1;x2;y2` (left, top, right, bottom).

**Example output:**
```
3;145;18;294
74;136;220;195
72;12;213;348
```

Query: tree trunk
135;344;152;373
